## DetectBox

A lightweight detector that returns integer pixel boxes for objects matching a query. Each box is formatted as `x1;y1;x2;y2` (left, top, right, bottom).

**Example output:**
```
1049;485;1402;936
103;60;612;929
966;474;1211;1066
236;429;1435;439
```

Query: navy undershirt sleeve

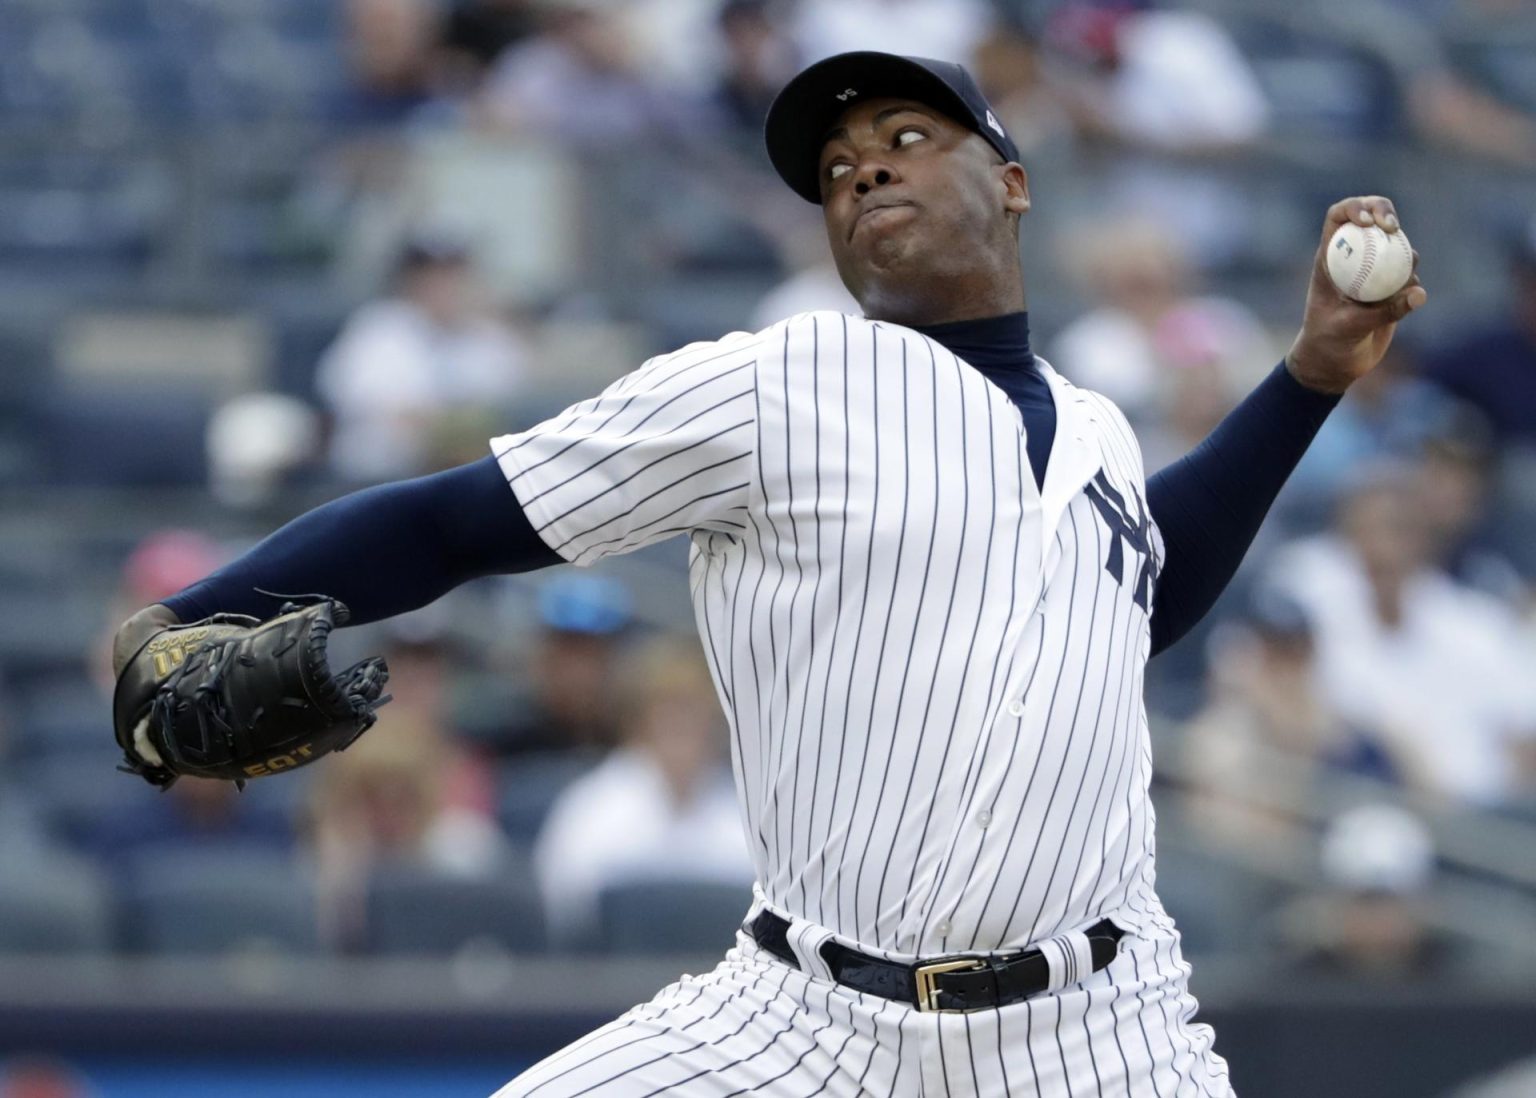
162;456;561;625
159;358;1337;651
1146;362;1340;656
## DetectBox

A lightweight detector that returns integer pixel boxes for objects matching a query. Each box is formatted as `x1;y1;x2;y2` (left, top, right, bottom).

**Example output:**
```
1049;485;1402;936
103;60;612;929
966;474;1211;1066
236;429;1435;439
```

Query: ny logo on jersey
1084;471;1157;610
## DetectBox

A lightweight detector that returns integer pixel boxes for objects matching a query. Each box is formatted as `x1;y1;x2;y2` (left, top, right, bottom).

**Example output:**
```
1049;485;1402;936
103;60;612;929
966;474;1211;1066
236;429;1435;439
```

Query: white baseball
1325;221;1414;303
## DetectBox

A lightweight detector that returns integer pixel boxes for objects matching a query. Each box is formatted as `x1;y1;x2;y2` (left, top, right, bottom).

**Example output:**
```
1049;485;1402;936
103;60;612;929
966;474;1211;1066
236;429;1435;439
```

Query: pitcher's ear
1002;162;1030;215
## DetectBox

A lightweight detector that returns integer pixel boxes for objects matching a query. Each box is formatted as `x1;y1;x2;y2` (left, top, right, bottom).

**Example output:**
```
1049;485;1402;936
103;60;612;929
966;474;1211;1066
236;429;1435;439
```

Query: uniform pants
493;924;1233;1097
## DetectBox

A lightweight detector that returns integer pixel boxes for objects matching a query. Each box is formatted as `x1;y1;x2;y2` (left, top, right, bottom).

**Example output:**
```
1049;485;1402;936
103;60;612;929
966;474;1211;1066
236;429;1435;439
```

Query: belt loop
1037;929;1096;993
786;917;837;983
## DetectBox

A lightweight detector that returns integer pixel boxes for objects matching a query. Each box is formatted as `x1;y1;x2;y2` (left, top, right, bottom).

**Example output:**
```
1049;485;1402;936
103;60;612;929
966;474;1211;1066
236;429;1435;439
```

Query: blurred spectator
1048;6;1270;152
1044;5;1270;265
1048;218;1273;424
1282;342;1448;525
345;0;442;121
793;0;996;68
439;0;539;82
376;621;500;817
117;532;222;604
206;393;323;509
1424;217;1536;447
971;23;1081;157
478;0;701;144
616;0;742;94
84;774;294;871
1265;469;1536;807
1181;593;1384;853
491;574;632;755
305;719;514;949
750;217;860;328
1416;418;1528;603
1407;72;1536;168
316;235;527;484
709;1;801;147
1275;803;1455;980
94;531;226;691
0;1058;94;1098
1136;302;1259;470
1352;0;1536;167
534;636;751;945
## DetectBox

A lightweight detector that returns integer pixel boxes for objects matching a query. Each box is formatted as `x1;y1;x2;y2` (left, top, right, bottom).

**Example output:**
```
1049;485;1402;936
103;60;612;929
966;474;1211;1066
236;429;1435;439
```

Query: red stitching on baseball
1348;228;1378;298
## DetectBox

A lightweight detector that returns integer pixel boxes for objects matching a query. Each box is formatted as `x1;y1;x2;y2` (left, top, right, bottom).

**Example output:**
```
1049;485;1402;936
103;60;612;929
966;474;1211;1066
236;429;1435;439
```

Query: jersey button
935;919;952;938
1007;699;1025;718
975;809;992;828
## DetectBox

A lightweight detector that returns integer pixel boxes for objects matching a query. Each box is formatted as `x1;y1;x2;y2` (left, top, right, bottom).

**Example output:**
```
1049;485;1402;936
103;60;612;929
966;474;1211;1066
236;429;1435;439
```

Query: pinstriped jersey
492;310;1168;959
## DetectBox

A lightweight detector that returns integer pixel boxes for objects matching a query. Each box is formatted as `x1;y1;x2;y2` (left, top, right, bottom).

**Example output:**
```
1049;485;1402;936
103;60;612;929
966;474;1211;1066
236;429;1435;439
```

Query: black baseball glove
111;598;390;789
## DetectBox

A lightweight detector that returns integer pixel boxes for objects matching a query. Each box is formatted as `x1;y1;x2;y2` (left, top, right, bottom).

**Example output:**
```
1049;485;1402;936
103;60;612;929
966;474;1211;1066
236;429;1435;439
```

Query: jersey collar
1036;360;1106;557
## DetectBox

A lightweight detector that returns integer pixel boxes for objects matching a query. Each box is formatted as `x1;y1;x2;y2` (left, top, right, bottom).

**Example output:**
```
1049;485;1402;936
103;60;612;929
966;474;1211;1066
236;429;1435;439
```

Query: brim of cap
765;52;984;205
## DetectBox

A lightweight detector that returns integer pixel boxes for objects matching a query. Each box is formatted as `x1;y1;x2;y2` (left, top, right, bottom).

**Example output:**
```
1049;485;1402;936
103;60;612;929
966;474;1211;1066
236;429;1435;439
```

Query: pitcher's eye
828;163;852;180
896;129;926;146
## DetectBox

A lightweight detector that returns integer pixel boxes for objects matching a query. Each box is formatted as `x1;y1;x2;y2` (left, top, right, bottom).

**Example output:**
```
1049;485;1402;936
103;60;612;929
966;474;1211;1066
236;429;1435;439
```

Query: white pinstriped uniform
491;311;1232;1096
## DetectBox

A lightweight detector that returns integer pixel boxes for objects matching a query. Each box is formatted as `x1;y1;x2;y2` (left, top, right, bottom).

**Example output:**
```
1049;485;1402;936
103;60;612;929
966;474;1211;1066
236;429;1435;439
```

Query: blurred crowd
2;0;1536;980
3;543;754;958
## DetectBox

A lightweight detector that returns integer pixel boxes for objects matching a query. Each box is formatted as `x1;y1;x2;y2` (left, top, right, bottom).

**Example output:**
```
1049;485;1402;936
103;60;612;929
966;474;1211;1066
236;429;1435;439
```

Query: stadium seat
0;324;53;417
118;845;317;954
79;0;157;45
0;847;114;954
6;746;145;848
365;865;546;956
225;0;341;41
35;384;211;487
1225;18;1403;141
267;309;343;399
1152;841;1282;956
496;752;602;845
597;879;752;956
637;275;773;355
10;673;111;756
0;584;99;682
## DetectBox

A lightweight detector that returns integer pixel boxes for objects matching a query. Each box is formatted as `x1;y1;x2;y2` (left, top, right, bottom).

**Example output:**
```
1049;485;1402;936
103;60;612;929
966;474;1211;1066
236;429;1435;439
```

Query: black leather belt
747;911;1124;1013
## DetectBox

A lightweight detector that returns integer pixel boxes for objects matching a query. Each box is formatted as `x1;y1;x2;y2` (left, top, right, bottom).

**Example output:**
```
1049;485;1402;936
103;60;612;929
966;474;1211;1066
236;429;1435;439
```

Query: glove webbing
148;636;248;790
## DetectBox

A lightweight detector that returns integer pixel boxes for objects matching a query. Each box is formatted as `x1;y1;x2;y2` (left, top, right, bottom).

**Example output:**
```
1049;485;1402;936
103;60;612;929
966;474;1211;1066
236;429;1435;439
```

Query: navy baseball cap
765;51;1021;205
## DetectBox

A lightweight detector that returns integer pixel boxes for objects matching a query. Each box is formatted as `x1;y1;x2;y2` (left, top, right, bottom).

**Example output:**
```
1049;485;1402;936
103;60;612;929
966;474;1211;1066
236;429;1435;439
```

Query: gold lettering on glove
243;742;315;778
146;627;212;679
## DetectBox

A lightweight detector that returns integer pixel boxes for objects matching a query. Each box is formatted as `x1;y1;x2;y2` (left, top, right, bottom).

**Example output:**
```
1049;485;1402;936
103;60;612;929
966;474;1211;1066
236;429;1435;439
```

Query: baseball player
113;52;1424;1096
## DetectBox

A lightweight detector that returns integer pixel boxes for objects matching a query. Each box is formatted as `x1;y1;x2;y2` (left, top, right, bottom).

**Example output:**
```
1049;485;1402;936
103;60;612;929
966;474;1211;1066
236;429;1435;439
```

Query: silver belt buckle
913;957;988;1013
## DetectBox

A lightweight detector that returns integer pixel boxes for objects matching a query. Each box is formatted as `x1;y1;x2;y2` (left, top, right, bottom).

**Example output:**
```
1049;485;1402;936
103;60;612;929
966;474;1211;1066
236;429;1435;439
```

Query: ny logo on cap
836;87;858;101
985;109;1005;138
